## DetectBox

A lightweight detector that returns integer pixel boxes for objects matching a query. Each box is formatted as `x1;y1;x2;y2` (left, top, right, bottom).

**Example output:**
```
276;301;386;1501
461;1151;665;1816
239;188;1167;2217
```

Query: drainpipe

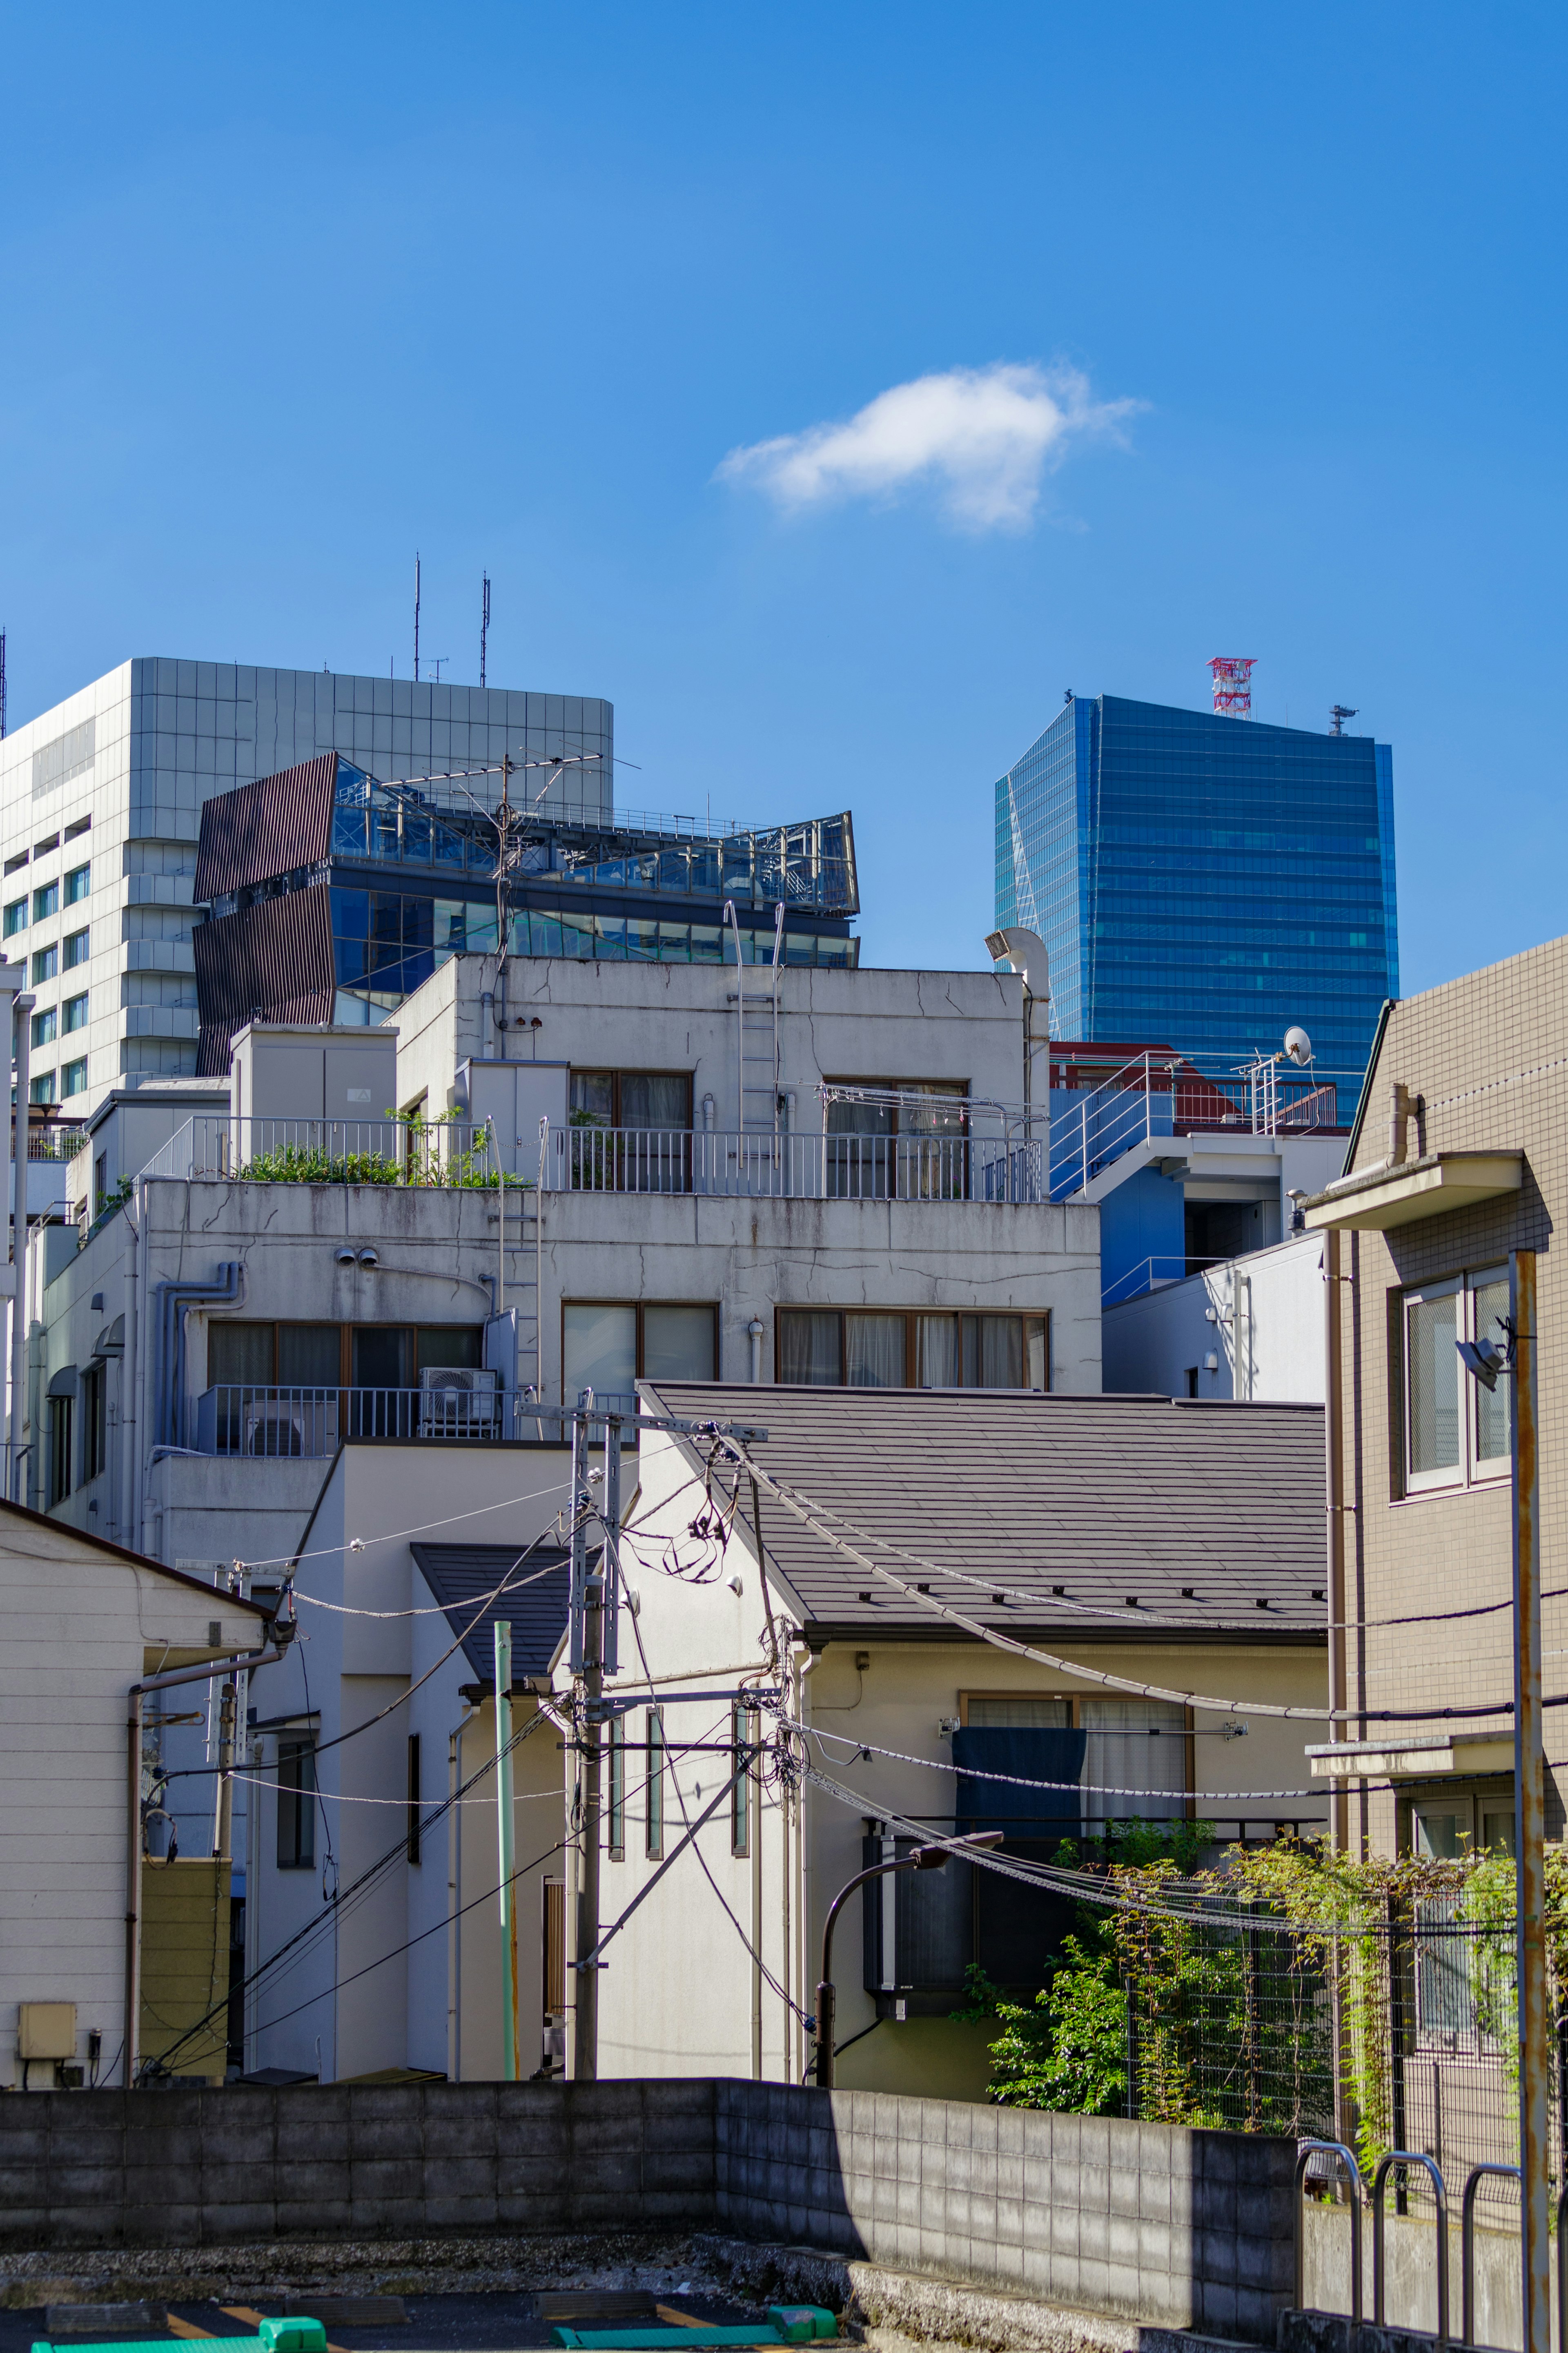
1388;1082;1412;1167
121;1185;142;1551
9;991;34;1499
747;1318;764;1384
154;1263;246;1451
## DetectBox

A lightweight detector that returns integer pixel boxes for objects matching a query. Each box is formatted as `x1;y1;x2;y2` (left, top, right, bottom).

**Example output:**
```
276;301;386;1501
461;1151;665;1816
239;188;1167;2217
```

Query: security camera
357;1247;379;1269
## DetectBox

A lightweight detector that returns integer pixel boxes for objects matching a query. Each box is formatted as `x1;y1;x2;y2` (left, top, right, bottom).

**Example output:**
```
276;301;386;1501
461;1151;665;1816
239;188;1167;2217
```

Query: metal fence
194;1382;527;1455
1119;1899;1536;2187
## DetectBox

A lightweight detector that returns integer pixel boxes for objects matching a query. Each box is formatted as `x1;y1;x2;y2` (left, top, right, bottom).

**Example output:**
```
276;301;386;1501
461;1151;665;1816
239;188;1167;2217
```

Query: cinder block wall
714;2085;1295;2344
0;2080;719;2247
0;2078;1295;2343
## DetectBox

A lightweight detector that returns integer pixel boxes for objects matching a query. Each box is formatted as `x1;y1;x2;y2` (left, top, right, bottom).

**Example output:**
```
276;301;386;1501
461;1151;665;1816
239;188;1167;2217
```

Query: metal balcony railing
1048;1051;1353;1199
130;1114;1049;1203
194;1383;531;1456
546;1124;1038;1203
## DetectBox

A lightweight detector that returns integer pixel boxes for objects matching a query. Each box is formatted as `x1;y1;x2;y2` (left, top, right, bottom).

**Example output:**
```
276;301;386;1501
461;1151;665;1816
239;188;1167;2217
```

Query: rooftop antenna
1208;656;1255;718
431;657;449;683
480;574;491;690
1330;704;1359;736
414;553;421;684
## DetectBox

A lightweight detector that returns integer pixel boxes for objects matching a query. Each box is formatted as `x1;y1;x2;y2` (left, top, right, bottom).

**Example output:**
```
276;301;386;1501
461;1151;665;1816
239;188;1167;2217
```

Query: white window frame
1403;1265;1512;1497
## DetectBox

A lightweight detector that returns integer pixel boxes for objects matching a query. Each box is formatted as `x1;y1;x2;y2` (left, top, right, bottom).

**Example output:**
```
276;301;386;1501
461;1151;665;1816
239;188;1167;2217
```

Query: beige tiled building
1304;931;1568;1862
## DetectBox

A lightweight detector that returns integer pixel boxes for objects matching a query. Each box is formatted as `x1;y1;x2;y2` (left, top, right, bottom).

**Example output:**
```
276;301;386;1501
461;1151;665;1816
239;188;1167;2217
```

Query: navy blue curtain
953;1726;1087;1840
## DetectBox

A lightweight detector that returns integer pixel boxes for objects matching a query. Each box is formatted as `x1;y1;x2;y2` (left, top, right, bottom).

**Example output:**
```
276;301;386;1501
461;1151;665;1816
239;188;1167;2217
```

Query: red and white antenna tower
1207;656;1255;718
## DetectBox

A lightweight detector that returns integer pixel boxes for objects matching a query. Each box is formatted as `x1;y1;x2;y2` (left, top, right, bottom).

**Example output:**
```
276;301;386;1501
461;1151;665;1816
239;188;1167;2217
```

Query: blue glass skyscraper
995;693;1398;1075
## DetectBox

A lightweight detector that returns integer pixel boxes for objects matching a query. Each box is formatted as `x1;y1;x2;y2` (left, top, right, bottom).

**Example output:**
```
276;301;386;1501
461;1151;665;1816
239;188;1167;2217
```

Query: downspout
121;1184;142;1552
154;1262;246;1451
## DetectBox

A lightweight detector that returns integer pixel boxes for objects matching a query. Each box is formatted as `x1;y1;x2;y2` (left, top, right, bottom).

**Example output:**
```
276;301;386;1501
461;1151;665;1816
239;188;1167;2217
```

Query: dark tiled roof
637;1384;1325;1644
410;1543;574;1681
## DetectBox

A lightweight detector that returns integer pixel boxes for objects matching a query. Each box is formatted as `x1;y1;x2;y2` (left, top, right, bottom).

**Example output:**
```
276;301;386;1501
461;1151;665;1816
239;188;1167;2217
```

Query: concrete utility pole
572;1400;605;2081
494;1619;519;2080
1511;1250;1549;2353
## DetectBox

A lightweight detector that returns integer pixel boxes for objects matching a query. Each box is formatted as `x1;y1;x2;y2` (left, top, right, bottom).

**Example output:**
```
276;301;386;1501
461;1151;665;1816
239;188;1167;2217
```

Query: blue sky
2;3;1563;997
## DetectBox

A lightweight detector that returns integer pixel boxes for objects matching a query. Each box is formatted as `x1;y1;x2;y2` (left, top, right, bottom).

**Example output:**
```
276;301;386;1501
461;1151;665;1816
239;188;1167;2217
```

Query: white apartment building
0;660;611;1109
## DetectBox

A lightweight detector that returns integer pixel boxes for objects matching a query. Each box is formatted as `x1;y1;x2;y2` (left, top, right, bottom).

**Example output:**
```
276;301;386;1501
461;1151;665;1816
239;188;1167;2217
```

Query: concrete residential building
0;660;611;1107
575;1383;1329;2100
31;954;1096;1576
1102;1231;1328;1403
995;694;1398;1078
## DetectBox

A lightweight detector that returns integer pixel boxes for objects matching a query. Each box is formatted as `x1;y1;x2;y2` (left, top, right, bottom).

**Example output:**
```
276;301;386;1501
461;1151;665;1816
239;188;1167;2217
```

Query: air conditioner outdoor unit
243;1398;339;1458
419;1365;499;1436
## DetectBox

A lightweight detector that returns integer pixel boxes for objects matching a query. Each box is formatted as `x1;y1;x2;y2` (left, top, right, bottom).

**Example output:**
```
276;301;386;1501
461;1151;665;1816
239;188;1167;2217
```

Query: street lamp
813;1830;1005;2089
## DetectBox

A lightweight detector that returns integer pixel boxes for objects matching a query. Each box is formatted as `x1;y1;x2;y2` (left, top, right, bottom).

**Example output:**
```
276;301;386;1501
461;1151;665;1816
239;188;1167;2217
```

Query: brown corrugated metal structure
192;753;338;903
194;887;335;1074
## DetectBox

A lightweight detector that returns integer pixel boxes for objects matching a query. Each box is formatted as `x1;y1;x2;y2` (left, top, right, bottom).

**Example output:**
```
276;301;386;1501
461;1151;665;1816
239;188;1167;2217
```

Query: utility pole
212;1676;237;1857
494;1618;519;2080
572;1398;604;2080
1512;1249;1549;2353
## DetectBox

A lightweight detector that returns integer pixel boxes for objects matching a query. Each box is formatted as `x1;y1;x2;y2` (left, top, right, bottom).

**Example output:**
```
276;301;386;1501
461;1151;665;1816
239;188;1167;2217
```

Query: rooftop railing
1048;1051;1353;1199
128;1115;1049;1204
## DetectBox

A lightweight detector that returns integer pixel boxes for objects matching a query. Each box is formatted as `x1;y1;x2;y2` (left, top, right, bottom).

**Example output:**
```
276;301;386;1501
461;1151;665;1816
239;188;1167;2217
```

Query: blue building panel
996;693;1398;1079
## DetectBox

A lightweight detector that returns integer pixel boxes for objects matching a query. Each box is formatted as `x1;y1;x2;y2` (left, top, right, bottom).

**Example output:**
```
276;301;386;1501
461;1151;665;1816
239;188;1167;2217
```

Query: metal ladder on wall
487;1118;543;1405
726;901;786;1143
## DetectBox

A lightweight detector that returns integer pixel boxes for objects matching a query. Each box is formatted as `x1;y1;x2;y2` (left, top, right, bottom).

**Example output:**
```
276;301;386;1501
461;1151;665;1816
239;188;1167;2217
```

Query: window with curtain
570;1070;692;1129
846;1312;905;1386
779;1310;841;1384
1080;1699;1186;1826
782;1309;1048;1390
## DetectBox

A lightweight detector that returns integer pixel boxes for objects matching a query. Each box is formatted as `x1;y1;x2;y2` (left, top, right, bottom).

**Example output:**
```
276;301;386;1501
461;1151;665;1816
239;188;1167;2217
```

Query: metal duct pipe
154;1262;246;1450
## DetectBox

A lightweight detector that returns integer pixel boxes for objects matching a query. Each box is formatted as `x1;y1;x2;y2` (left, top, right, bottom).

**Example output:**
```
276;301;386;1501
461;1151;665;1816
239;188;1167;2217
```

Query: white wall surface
394;953;1033;1149
1102;1232;1327;1403
245;1442;571;2083
0;1508;262;2088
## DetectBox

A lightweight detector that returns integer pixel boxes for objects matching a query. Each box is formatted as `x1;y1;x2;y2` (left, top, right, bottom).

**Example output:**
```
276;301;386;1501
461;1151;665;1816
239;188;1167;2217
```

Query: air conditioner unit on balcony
419;1365;499;1436
243;1398;339;1458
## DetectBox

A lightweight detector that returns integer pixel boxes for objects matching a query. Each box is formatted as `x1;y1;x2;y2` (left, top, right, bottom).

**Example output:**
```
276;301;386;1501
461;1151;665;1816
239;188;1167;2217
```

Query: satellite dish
985;927;1049;996
1284;1026;1313;1067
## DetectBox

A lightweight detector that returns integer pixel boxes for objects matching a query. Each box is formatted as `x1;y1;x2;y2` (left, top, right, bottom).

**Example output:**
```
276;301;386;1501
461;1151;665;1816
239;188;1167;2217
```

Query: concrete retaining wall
714;2085;1292;2344
0;2079;1295;2345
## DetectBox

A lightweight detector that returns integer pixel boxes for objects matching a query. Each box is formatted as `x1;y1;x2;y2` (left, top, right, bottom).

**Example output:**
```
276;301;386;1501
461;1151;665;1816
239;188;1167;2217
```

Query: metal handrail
1372;2148;1449;2343
1461;2161;1519;2346
1294;2139;1364;2322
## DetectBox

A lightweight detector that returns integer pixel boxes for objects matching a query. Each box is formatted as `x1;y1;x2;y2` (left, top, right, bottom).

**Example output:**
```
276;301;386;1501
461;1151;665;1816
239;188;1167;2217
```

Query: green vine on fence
955;1828;1564;2165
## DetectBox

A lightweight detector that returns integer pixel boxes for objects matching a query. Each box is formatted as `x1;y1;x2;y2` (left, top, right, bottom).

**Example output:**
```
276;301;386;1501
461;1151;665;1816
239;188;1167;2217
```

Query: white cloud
716;361;1141;532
